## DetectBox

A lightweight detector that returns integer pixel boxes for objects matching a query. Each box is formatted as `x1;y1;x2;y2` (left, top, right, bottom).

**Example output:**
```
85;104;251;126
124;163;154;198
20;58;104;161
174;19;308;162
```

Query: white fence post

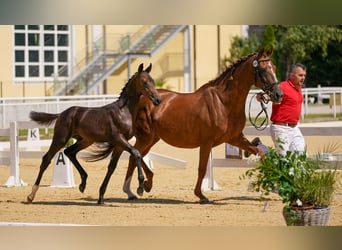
4;121;27;187
201;150;220;191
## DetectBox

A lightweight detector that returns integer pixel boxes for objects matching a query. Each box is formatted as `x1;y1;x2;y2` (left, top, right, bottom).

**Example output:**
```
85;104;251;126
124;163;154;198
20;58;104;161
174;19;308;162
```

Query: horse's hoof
137;187;144;196
199;198;210;204
97;199;104;205
79;183;86;193
143;181;152;192
128;195;138;200
26;195;33;204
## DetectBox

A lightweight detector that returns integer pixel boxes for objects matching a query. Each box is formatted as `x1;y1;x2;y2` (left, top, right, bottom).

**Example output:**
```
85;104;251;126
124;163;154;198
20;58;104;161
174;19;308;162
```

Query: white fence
247;87;342;120
1;120;186;187
0;88;342;128
0;95;119;128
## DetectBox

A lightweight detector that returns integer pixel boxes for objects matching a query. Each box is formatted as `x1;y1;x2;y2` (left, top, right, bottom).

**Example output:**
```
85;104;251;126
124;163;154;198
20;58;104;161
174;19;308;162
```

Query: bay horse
93;47;283;204
26;63;161;205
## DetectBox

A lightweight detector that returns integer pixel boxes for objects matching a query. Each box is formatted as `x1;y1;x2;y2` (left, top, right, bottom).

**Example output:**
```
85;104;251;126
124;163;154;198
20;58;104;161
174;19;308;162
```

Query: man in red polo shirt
270;63;306;155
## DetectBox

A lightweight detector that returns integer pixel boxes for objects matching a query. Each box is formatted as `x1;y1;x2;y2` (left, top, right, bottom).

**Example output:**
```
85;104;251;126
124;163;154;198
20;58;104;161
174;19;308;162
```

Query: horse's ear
266;46;273;57
138;63;144;73
145;63;152;73
258;47;265;57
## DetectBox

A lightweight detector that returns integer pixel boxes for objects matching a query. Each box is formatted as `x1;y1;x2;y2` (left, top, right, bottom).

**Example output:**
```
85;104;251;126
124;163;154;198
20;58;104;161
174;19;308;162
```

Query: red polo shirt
271;79;303;124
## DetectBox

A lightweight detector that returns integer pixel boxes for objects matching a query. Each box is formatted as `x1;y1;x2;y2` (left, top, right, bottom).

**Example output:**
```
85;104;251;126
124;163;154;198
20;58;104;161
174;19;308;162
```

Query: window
13;25;71;82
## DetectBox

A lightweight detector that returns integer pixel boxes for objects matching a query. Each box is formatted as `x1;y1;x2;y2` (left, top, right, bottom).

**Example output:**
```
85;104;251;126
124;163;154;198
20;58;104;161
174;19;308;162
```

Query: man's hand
256;92;270;103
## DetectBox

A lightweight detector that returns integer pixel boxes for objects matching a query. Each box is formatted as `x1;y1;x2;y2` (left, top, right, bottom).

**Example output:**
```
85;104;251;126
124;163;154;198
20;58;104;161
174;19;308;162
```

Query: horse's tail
82;143;115;162
29;111;59;126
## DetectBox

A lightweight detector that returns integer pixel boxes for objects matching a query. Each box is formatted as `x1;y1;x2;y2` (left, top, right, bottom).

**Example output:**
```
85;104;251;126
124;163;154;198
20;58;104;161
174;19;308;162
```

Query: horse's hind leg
27;142;65;203
64;139;92;193
98;149;122;205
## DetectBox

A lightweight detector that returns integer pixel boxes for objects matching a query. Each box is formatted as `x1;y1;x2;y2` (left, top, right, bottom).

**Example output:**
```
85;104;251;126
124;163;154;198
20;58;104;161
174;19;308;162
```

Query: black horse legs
98;150;122;204
27;148;61;203
64;141;90;193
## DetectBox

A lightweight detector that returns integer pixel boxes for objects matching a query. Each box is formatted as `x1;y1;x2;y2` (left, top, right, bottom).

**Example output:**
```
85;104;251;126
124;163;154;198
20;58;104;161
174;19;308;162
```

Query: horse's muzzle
270;83;283;104
151;96;162;105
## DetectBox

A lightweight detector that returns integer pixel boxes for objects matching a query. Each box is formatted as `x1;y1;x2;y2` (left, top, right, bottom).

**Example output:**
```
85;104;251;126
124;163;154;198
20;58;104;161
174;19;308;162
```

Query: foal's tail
29;111;59;126
83;143;115;162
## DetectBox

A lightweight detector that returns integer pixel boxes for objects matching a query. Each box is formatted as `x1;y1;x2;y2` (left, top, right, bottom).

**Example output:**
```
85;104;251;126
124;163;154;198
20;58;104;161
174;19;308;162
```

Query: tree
221;34;260;70
224;25;342;87
273;25;342;81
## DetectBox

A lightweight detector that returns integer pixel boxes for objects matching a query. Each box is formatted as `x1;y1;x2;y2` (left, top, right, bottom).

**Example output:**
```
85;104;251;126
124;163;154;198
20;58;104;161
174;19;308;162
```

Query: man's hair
290;63;306;73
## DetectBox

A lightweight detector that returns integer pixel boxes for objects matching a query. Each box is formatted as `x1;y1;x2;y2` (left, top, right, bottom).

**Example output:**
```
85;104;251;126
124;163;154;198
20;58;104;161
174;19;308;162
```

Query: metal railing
51;25;187;96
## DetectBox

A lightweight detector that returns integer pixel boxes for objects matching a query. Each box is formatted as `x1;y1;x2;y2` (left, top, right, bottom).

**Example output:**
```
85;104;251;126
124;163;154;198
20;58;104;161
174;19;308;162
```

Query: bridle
252;56;278;97
248;92;269;131
249;55;278;131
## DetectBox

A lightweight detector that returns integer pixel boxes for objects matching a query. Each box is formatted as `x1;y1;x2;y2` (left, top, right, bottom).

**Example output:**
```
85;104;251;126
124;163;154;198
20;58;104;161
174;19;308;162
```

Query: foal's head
252;47;283;103
131;63;161;105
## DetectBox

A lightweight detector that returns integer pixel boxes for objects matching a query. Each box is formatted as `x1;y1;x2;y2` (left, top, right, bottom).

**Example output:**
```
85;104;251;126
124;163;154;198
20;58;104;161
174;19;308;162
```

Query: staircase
51;25;187;96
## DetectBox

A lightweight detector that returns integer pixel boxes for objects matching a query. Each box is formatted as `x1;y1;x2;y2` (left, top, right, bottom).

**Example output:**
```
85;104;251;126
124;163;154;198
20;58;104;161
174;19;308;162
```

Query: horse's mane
118;72;137;100
205;52;257;88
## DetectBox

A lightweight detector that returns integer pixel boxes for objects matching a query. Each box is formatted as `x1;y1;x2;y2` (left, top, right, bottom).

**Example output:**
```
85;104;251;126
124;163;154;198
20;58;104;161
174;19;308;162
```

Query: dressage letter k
30;129;37;139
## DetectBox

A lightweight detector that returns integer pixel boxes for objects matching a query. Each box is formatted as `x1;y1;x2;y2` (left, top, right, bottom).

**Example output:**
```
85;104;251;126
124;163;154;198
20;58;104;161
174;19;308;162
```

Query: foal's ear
145;63;152;73
138;63;144;73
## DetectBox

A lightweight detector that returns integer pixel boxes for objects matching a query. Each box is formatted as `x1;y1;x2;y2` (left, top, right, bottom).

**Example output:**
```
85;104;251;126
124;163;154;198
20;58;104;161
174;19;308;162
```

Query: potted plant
242;145;338;226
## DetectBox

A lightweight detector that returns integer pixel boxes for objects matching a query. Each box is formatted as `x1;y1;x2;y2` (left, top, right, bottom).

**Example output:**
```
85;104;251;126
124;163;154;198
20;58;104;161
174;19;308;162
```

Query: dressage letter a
56;152;66;165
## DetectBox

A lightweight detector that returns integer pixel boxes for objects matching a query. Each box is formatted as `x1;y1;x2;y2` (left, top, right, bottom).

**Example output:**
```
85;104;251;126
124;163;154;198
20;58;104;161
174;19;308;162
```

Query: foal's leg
98;148;122;205
64;139;92;193
123;135;158;200
27;139;66;203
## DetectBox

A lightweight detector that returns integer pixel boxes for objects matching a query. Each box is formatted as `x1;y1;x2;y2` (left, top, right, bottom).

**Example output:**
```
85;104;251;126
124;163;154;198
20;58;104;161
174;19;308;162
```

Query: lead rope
248;92;269;131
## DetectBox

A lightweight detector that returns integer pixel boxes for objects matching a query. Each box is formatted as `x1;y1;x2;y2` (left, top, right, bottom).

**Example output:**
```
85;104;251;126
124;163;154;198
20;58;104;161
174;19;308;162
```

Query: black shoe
244;137;262;158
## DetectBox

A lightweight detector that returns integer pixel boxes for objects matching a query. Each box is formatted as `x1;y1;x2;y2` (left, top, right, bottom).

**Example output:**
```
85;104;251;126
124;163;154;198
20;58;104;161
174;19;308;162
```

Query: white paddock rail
1;87;342;128
1;121;186;187
0;95;119;128
203;124;342;191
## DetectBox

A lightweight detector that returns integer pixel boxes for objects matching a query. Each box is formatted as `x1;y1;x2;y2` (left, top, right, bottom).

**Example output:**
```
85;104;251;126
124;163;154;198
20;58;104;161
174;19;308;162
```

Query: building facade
0;25;244;97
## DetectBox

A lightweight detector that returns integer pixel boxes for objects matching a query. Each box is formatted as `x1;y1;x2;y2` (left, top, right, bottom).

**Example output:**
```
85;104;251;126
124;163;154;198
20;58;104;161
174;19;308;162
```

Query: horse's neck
212;77;252;111
118;93;140;110
116;93;142;125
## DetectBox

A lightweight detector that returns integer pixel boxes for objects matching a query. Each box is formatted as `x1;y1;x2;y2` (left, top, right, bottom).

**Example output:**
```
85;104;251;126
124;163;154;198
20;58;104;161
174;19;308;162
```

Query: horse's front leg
98;149;122;205
141;158;154;192
123;135;157;199
194;144;213;204
64;141;91;193
129;147;145;196
123;156;138;200
122;156;153;199
230;134;265;158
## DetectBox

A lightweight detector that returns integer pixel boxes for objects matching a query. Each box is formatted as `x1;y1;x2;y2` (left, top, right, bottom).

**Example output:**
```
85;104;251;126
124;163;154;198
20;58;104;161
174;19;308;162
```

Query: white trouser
270;123;305;155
